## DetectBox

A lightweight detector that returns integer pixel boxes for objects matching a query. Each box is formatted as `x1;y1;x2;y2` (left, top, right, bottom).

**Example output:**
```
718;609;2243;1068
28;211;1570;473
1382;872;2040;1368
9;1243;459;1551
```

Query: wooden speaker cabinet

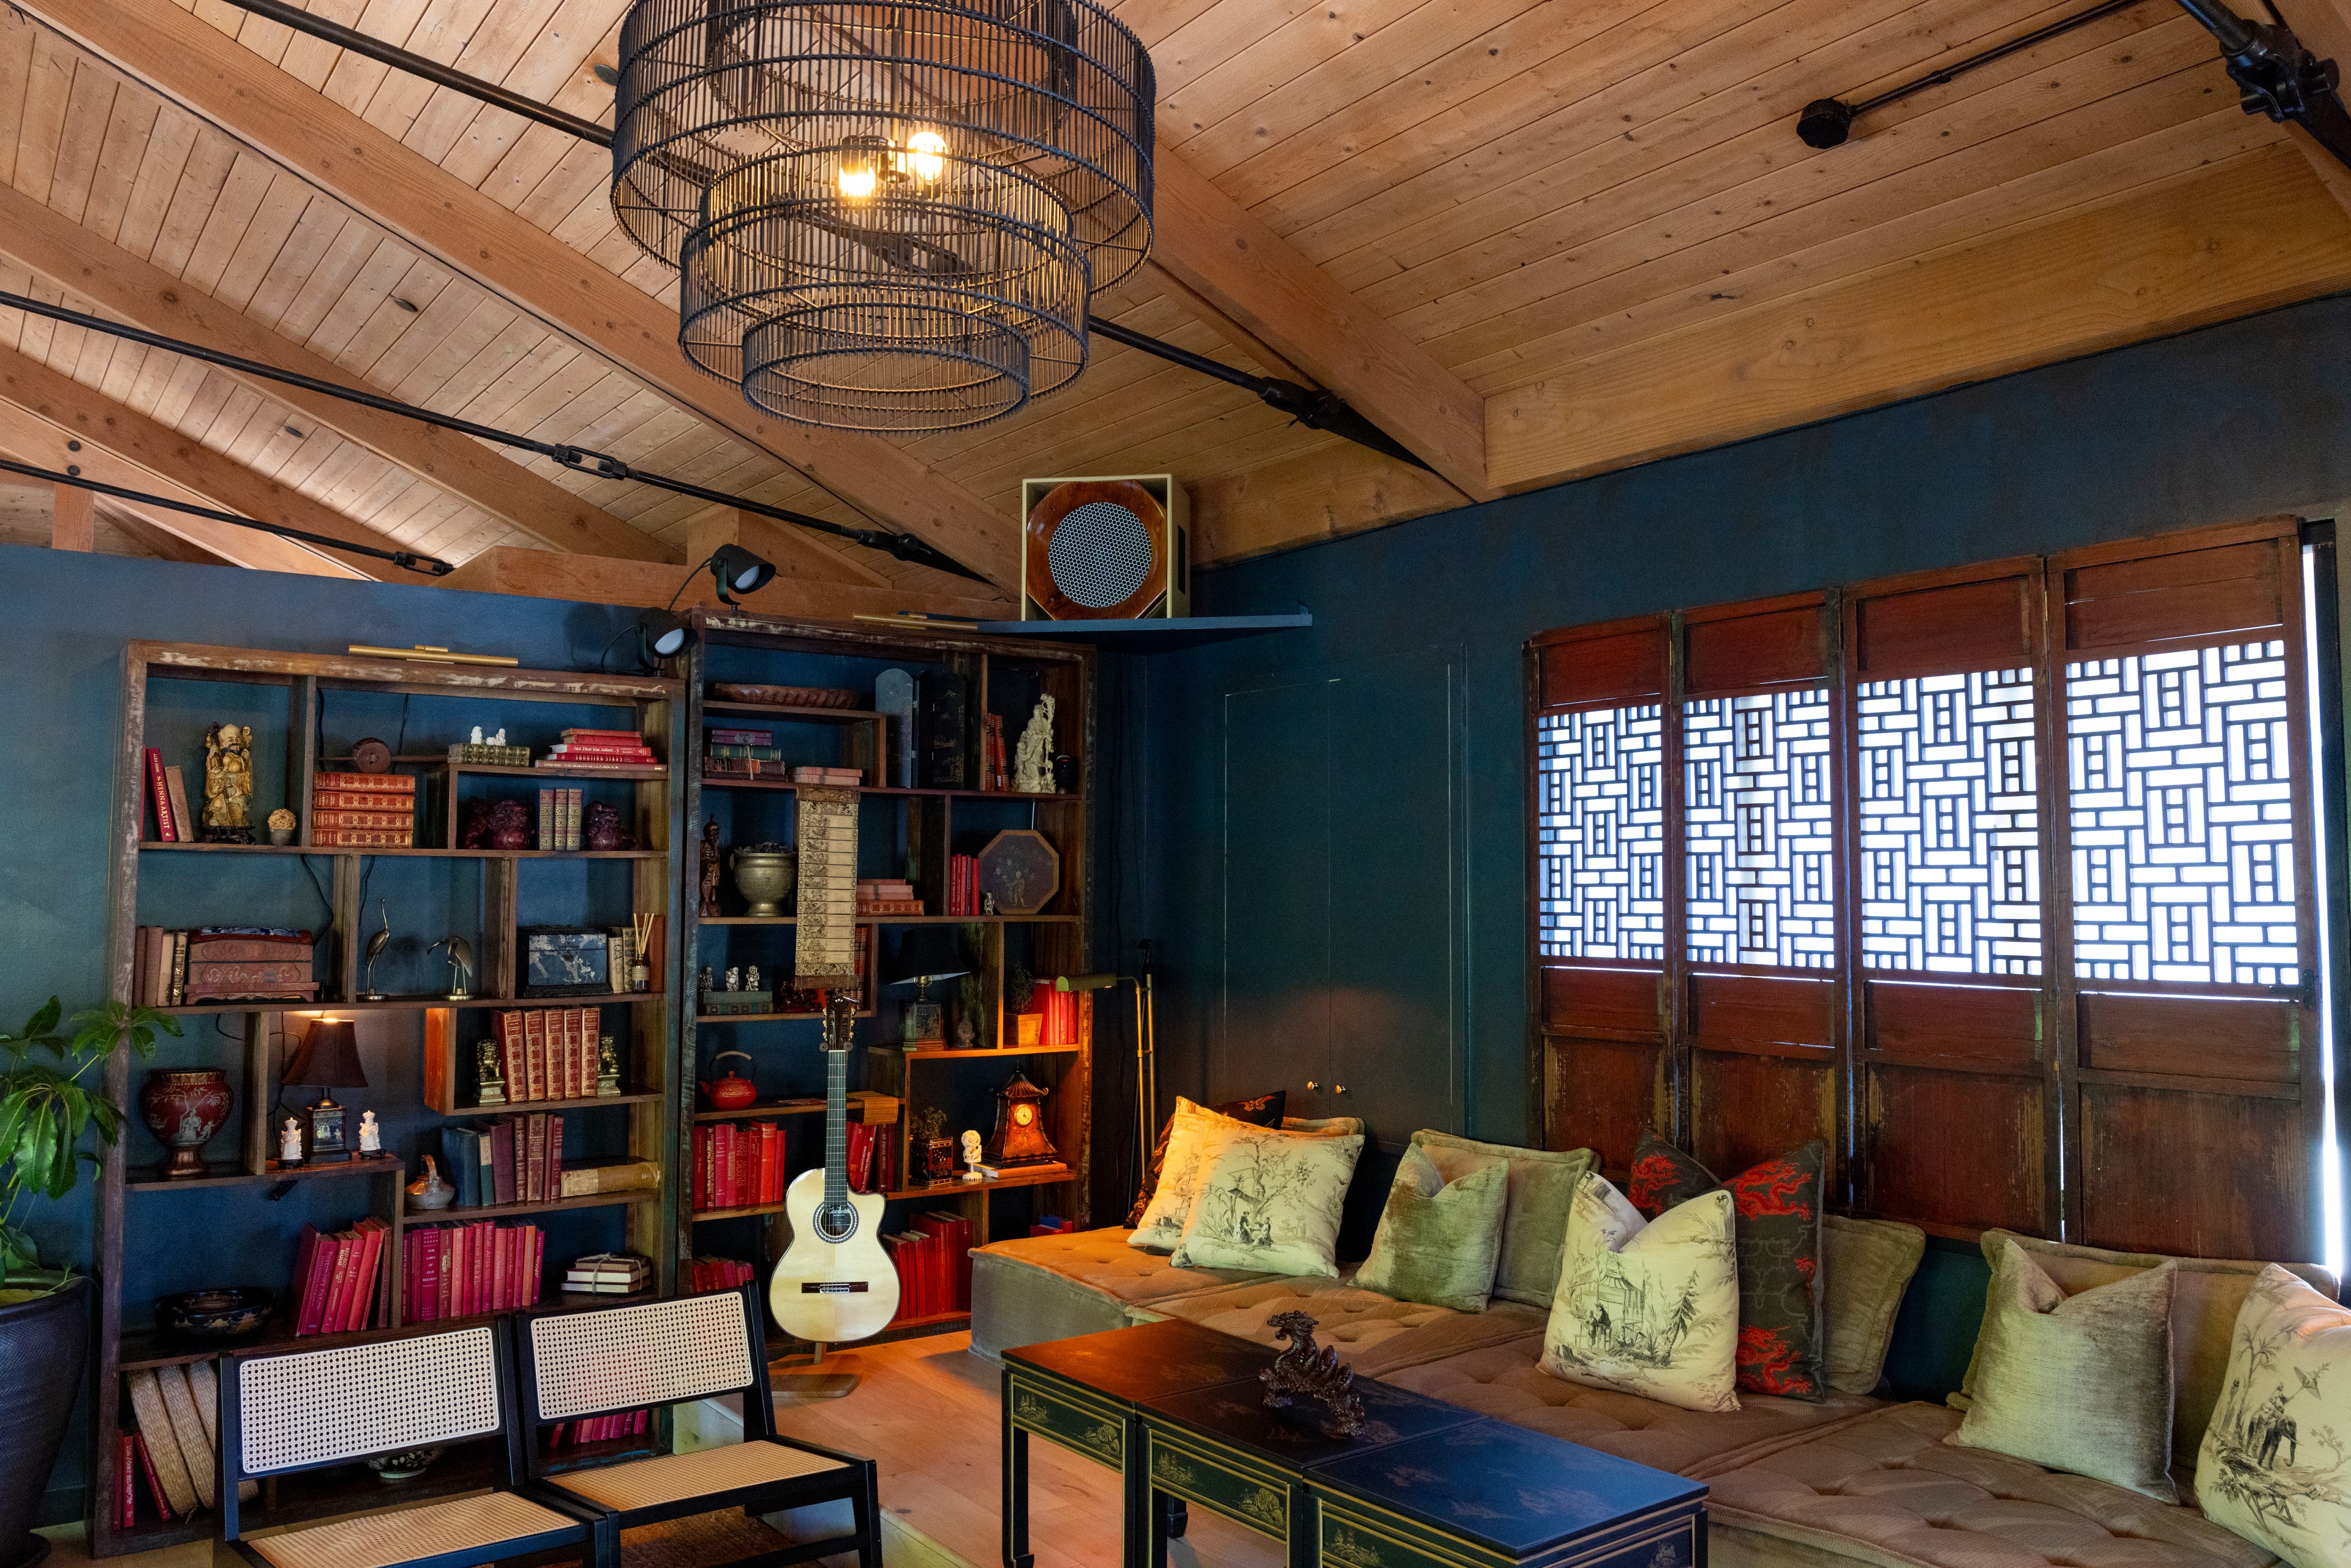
1020;475;1191;621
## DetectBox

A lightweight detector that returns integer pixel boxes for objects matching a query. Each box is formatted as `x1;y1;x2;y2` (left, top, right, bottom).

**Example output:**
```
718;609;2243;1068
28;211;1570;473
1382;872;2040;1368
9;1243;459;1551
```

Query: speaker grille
1047;500;1154;609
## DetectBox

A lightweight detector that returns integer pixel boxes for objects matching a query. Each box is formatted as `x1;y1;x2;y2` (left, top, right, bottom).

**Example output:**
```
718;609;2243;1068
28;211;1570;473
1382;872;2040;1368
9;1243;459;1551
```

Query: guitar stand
771;1340;862;1402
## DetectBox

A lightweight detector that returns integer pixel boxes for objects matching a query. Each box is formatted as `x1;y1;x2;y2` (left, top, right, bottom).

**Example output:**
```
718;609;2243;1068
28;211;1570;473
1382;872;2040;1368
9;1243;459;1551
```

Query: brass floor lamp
1058;940;1157;1198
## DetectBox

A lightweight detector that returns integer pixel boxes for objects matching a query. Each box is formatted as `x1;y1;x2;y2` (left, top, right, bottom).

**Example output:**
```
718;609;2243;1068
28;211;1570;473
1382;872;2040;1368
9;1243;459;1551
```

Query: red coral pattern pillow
1629;1130;1826;1401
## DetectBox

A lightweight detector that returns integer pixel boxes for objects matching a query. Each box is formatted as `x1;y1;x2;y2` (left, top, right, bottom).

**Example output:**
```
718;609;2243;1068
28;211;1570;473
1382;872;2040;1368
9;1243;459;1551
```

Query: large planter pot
139;1069;232;1179
0;1275;89;1568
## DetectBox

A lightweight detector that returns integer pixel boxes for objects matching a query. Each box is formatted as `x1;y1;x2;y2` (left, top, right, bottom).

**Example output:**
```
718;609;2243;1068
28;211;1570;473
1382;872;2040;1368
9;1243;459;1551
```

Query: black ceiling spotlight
707;544;777;603
636;608;694;660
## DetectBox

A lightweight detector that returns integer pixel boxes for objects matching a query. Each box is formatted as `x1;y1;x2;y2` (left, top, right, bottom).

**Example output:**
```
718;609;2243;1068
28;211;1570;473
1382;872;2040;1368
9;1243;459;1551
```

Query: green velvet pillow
1950;1239;2179;1501
1355;1144;1508;1313
1409;1131;1595;1307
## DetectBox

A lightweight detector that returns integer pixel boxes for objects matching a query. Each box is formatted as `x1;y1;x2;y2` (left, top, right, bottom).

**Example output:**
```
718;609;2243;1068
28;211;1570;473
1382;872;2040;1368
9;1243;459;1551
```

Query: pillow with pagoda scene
1167;1125;1364;1278
1540;1172;1740;1414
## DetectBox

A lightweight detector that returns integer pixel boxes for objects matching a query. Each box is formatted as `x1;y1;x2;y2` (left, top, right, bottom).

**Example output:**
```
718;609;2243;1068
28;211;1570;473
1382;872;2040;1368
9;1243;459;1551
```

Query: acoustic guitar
767;991;901;1343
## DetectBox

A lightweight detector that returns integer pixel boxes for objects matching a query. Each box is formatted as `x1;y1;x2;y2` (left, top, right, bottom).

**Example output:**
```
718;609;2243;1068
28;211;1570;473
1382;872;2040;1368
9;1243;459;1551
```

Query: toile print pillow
1540;1172;1740;1414
1126;1090;1285;1228
2195;1264;2351;1567
1167;1125;1364;1278
1129;1098;1354;1253
1630;1130;1826;1401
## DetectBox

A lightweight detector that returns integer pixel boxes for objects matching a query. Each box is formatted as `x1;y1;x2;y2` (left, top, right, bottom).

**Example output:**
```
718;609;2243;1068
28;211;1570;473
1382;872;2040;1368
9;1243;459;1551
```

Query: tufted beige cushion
1706;1401;2279;1568
969;1227;1255;1361
1129;1275;1545;1376
1380;1333;1879;1476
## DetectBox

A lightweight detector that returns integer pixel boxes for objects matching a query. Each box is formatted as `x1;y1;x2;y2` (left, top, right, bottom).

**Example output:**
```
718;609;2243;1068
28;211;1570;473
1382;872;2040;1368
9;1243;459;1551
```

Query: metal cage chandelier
613;0;1154;433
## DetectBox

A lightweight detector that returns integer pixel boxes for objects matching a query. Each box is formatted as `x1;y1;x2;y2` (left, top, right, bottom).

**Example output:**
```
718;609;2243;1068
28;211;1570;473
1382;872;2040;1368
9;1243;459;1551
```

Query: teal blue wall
1130;291;2351;1160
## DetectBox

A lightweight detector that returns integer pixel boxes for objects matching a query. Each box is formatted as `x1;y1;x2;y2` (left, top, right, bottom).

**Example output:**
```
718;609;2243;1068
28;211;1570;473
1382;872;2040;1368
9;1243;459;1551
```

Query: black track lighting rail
0;453;455;576
0;287;985;583
209;0;1434;476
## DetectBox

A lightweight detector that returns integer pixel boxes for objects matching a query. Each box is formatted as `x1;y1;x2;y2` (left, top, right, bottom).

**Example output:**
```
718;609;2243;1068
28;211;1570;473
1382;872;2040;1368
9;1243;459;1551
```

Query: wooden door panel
1863;1063;2047;1234
1691;1048;1836;1180
1686;602;1824;693
1853;577;2033;679
1688;970;1835;1049
2078;1082;2308;1260
1865;980;2040;1069
2077;991;2300;1083
1544;1035;1664;1176
1537;626;1666;710
1541;964;1663;1040
2063;539;2285;651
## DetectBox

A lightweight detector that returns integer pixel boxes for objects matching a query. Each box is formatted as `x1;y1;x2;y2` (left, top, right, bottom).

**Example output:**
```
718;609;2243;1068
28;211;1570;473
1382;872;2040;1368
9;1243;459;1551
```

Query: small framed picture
519;927;610;997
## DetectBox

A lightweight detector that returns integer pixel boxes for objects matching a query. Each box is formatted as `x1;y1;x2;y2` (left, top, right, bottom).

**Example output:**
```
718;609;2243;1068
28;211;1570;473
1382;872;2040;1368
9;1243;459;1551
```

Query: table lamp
886;928;970;1049
282;1017;367;1161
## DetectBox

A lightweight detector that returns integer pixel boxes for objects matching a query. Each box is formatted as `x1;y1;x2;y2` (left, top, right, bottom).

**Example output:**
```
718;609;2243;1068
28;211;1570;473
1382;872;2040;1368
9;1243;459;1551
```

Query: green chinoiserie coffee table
1001;1319;1275;1568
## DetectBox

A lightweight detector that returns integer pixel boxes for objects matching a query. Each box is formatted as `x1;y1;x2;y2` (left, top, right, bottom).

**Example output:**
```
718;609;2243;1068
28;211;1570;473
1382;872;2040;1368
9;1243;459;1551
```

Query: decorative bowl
712;682;860;710
363;1446;444;1484
154;1288;274;1343
731;847;798;917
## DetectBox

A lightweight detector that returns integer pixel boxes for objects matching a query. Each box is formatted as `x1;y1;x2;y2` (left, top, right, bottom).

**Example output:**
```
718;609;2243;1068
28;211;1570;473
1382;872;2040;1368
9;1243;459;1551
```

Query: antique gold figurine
201;722;256;844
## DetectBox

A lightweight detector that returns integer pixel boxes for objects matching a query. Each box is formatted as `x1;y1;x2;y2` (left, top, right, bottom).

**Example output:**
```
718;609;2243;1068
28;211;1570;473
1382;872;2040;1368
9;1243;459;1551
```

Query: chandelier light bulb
905;130;947;183
837;148;878;201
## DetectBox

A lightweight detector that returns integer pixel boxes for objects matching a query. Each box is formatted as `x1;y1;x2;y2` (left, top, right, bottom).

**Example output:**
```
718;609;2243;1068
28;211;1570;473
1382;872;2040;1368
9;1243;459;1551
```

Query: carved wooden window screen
1529;517;2334;1264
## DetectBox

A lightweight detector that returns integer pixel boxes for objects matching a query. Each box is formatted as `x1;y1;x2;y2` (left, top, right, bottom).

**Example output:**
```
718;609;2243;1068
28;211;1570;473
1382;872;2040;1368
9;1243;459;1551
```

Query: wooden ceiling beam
0;337;405;576
50;480;91;550
1149;147;1496;501
20;0;1020;592
1488;147;2351;493
0;397;367;576
105;508;240;566
444;545;1011;626
1192;437;1463;564
0;178;672;565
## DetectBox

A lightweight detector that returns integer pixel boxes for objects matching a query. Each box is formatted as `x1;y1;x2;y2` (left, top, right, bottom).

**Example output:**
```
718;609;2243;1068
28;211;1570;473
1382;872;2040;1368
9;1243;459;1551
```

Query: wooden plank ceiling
0;0;2343;600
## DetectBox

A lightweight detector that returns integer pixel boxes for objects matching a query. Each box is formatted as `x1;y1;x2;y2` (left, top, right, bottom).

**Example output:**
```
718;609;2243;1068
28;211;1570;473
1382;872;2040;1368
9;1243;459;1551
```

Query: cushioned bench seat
1379;1332;1883;1475
969;1227;1262;1360
1700;1403;2278;1568
1128;1276;1549;1376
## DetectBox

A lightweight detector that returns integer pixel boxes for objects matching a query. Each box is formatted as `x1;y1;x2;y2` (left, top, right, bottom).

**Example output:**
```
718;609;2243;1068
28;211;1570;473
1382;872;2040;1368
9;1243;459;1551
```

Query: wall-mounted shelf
973;609;1311;650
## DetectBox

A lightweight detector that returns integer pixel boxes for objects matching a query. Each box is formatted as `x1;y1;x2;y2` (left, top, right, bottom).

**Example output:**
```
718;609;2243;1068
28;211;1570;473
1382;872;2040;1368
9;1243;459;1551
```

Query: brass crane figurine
358;899;391;1000
427;934;473;1001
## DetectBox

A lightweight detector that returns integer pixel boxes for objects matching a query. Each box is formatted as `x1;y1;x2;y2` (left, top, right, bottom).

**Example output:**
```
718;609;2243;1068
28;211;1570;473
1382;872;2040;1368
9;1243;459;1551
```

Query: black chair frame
513;1286;880;1568
219;1318;616;1568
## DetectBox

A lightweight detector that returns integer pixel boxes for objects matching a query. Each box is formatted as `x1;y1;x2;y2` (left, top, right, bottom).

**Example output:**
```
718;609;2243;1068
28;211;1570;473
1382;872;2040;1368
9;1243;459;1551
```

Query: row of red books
983;712;1009;792
856;877;923;917
540;728;658;770
1024;981;1082;1047
692;1121;787;1212
493;1007;605;1103
884;1210;972;1324
684;1256;757;1294
547;1408;649;1447
404;1221;546;1321
290;1218;392;1337
312;770;418;847
141;748;195;842
944;854;982;916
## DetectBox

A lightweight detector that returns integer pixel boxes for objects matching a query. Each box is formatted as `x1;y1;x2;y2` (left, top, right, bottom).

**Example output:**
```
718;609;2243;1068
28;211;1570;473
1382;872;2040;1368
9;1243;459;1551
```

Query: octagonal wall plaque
976;830;1060;916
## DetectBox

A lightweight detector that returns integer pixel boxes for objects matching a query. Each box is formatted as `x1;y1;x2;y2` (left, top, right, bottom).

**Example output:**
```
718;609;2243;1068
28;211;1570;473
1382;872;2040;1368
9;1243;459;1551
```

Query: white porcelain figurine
961;1129;984;1181
488;728;507;746
279;1117;304;1165
469;726;484;745
358;1109;381;1155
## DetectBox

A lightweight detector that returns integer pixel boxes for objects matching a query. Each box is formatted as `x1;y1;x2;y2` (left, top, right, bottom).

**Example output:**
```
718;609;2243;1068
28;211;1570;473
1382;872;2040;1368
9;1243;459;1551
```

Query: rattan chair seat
549;1441;846;1511
246;1490;577;1568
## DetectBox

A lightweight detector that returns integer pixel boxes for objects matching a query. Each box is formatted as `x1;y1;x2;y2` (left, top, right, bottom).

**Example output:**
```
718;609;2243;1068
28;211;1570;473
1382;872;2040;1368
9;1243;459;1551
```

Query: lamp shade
283;1019;366;1089
885;926;970;988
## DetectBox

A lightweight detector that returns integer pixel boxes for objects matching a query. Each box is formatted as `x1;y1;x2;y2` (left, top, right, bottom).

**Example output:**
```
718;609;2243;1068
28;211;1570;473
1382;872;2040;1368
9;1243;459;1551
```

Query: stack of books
311;769;417;847
134;927;318;1006
684;1256;757;1294
884;1210;973;1324
856;878;923;916
563;1253;650;1296
1026;980;1081;1048
289;1217;393;1336
141;748;194;842
449;739;530;766
546;1409;649;1448
119;1362;252;1526
849;1092;900;1191
692;1121;786;1211
944;853;980;915
489;1007;609;1103
439;1113;568;1207
536;786;582;850
793;765;864;786
540;729;659;770
704;728;786;779
402;1221;545;1319
984;713;1009;791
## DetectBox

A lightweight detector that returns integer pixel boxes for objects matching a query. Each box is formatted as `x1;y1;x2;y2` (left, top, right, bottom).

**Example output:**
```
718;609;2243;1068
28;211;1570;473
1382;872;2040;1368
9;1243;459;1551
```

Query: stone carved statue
699;817;723;917
202;723;256;843
1013;694;1055;793
961;1129;984;1180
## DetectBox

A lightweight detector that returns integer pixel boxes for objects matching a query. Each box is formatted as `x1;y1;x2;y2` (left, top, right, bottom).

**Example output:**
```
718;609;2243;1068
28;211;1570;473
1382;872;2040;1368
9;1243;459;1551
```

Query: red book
292;1223;332;1335
145;749;175;842
454;1226;473;1318
133;1432;172;1523
714;1125;735;1209
432;1229;451;1321
472;1223;492;1316
693;1127;709;1210
345;1218;387;1332
524;1012;548;1103
118;1433;135;1528
530;1226;545;1304
316;1233;359;1336
500;1013;525;1109
546;1114;564;1196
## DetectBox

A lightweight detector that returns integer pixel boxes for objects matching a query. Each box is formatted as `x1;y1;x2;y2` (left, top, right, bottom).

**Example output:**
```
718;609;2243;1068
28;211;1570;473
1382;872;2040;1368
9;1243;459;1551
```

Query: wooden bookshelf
92;642;684;1559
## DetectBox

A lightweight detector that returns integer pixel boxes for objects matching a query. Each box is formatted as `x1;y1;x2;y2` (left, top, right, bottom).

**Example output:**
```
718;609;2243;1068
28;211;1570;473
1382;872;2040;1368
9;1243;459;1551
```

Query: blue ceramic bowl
154;1288;274;1342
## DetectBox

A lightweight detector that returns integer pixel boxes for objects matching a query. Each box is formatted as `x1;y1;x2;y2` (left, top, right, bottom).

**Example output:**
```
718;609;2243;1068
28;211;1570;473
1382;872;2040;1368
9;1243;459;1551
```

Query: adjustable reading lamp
1058;939;1157;1193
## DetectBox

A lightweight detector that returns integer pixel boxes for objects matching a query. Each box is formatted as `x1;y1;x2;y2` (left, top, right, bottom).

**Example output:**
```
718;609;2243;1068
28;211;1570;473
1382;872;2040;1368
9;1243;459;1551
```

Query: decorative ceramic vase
731;847;797;917
0;1276;88;1568
138;1069;231;1180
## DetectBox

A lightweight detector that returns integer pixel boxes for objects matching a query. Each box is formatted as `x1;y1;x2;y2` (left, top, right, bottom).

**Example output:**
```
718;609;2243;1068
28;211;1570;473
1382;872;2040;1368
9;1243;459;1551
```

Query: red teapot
699;1051;759;1111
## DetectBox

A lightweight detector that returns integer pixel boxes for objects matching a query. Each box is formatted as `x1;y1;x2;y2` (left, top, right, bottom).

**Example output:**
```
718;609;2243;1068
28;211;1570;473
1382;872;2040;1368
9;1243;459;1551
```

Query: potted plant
0;999;175;1568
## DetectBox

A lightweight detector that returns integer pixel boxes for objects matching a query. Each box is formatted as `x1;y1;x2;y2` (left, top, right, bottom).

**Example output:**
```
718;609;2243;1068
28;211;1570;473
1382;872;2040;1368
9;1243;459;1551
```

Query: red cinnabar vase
140;1068;232;1179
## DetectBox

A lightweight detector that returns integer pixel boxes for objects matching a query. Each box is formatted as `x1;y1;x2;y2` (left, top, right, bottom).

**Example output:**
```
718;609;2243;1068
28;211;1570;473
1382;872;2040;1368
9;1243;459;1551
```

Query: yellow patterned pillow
1127;1098;1356;1253
2197;1265;2351;1566
1539;1173;1740;1414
